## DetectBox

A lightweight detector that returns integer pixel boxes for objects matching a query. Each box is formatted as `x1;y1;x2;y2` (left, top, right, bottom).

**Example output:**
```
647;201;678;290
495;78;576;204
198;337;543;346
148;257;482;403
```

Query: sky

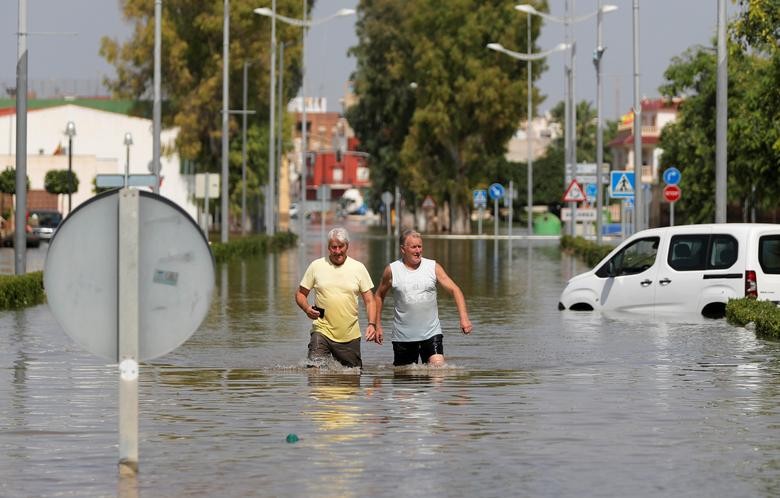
1;0;740;120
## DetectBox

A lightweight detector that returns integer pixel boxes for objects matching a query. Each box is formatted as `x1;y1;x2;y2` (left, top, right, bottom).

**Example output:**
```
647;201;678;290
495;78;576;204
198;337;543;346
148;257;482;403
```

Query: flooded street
3;225;780;497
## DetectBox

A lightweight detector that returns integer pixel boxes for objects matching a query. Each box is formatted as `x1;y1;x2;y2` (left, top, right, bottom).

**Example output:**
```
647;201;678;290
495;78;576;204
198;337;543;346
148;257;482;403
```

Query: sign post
381;191;394;237
44;189;215;475
662;167;682;226
488;183;505;237
473;189;487;235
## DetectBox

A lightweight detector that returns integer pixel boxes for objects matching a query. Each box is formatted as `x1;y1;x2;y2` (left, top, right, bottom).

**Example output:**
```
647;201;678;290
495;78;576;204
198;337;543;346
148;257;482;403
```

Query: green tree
658;42;780;223
100;0;305;224
0;167;31;219
44;170;79;196
349;0;549;233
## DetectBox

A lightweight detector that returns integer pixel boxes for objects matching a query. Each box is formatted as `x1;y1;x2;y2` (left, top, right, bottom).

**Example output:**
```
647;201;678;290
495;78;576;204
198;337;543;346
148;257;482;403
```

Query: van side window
759;235;780;275
708;234;738;269
668;235;707;271
596;236;659;278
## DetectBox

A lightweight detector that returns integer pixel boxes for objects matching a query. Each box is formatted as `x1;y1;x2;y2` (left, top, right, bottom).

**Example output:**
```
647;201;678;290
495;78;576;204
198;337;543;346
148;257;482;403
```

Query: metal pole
300;0;308;246
68;135;73;214
117;188;139;475
670;201;675;226
526;14;533;236
14;0;28;275
569;1;578;237
241;61;248;235
595;2;604;244
632;0;643;232
563;0;571;237
267;0;277;235
221;0;230;243
715;0;727;223
394;185;401;236
152;0;162;194
277;42;284;230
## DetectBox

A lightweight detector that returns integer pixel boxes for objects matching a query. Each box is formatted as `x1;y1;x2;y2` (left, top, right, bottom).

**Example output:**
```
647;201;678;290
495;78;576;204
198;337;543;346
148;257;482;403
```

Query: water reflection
6;223;780;496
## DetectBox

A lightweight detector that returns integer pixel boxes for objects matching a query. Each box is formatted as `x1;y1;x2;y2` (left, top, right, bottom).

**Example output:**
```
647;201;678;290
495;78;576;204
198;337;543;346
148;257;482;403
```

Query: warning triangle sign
613;173;634;194
563;180;586;202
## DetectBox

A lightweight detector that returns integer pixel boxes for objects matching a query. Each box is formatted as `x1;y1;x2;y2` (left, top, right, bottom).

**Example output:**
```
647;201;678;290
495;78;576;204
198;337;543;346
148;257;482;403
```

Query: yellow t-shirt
300;256;374;343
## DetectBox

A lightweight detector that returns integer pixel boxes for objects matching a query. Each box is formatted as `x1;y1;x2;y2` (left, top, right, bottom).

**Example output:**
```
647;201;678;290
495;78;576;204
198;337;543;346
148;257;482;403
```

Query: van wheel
701;302;726;319
568;303;594;311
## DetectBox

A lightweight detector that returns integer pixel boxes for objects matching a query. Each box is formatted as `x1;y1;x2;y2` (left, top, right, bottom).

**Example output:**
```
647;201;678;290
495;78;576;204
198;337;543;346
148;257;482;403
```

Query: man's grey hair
328;226;350;244
399;228;422;247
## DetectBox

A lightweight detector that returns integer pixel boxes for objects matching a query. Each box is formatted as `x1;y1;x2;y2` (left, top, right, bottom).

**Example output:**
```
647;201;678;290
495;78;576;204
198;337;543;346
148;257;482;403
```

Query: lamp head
253;7;273;16
487;42;504;52
65;121;76;138
124;132;133;146
602;5;618;13
335;8;356;17
514;4;538;15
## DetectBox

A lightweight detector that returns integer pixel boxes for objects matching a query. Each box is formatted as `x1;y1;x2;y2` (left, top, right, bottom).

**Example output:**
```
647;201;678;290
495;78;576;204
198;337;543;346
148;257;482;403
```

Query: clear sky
1;0;739;120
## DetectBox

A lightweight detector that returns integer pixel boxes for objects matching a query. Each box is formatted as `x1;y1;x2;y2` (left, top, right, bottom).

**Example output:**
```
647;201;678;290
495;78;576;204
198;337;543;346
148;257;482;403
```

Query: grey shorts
307;332;362;369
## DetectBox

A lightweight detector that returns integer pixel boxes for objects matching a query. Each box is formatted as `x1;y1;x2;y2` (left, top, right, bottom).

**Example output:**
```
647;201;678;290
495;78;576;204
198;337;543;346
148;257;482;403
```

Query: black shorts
392;334;444;366
308;332;362;368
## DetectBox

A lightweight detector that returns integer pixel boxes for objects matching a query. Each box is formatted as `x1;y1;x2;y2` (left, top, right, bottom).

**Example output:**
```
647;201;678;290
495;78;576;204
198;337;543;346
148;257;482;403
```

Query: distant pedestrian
369;229;472;366
295;227;376;368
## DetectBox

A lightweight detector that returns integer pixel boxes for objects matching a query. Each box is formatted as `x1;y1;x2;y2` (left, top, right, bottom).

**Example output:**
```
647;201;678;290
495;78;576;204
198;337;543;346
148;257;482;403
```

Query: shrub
210;231;298;262
0;271;45;309
560;235;614;268
726;298;780;340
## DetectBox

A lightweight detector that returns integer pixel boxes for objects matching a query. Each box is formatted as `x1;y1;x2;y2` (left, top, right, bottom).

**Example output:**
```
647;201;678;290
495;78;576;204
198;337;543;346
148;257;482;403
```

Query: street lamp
515;3;617;236
123;132;133;187
487;41;568;236
254;5;356;246
64;121;76;214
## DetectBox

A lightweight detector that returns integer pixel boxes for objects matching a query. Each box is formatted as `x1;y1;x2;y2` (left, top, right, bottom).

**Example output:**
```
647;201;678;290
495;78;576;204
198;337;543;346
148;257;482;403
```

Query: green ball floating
286;433;299;443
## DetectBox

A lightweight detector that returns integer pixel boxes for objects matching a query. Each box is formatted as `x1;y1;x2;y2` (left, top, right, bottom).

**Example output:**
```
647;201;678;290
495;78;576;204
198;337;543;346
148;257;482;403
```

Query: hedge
725;298;780;340
560;235;615;268
0;271;45;309
210;231;298;262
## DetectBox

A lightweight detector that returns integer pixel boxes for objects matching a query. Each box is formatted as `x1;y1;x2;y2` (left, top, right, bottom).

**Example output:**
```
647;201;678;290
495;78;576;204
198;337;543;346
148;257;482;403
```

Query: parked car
558;223;780;318
0;222;41;248
29;209;63;241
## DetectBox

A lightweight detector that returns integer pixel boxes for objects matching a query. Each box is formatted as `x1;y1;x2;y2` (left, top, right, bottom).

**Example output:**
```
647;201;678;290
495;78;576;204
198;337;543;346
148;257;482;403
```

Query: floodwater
3;223;780;497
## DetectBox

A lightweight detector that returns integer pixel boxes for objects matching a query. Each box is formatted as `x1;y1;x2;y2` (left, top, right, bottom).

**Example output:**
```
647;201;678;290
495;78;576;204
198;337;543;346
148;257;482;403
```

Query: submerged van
558;224;780;318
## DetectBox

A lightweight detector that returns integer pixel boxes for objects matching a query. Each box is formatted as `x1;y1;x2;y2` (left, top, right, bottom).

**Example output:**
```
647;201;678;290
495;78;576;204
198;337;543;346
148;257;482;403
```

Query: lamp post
487;41;569;236
254;5;356;247
64;121;76;214
123;132;133;187
515;3;617;235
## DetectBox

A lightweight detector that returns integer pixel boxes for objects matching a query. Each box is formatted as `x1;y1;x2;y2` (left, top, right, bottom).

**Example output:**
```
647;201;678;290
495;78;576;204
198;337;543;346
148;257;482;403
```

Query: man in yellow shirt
295;227;376;368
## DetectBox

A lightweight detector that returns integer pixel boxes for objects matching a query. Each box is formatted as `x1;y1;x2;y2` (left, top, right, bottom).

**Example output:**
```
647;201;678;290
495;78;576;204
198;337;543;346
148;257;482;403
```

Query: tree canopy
658;2;780;223
348;0;550;233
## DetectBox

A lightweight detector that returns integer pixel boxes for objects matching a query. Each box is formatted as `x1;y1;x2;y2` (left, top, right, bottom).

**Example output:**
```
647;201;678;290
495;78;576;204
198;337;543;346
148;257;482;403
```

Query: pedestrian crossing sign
610;171;635;199
563;180;587;202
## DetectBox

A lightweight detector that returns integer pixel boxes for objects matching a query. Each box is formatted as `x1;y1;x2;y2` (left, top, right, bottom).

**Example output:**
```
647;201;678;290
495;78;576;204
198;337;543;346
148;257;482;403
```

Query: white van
558;224;780;318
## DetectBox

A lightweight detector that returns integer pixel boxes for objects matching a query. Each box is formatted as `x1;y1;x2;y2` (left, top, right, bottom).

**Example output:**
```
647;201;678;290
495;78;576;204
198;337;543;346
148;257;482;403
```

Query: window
759;235;780;275
708;234;738;269
668;235;707;271
332;168;343;183
596;236;659;278
668;233;738;271
356;167;370;182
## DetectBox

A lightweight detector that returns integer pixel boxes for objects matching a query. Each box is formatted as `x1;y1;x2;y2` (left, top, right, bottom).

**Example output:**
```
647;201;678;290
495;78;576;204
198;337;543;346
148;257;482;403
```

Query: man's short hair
328;226;350;244
399;228;422;247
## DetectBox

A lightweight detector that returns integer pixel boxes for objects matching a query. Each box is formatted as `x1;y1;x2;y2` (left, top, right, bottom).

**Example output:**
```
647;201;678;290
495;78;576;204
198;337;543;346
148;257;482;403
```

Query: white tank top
390;257;441;342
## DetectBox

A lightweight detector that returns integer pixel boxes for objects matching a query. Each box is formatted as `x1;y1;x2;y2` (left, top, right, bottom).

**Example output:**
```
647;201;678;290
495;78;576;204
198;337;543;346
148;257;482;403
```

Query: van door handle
640;279;652;287
659;278;672;286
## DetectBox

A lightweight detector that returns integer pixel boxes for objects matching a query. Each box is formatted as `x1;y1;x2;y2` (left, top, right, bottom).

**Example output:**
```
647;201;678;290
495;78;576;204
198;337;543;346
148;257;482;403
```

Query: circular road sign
663;167;681;186
488;183;505;200
663;184;682;203
44;189;215;362
381;190;393;206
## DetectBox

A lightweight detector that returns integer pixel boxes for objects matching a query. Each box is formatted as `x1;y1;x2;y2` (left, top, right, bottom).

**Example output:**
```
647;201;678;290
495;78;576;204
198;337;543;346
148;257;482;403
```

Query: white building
0;103;196;219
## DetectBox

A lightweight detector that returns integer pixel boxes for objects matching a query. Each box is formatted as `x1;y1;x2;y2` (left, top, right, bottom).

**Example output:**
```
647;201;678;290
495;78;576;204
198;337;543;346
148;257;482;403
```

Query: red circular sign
663;184;682;203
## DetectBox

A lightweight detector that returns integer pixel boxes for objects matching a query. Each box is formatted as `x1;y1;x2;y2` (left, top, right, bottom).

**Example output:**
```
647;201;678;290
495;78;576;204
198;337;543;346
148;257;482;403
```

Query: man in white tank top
369;229;472;366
